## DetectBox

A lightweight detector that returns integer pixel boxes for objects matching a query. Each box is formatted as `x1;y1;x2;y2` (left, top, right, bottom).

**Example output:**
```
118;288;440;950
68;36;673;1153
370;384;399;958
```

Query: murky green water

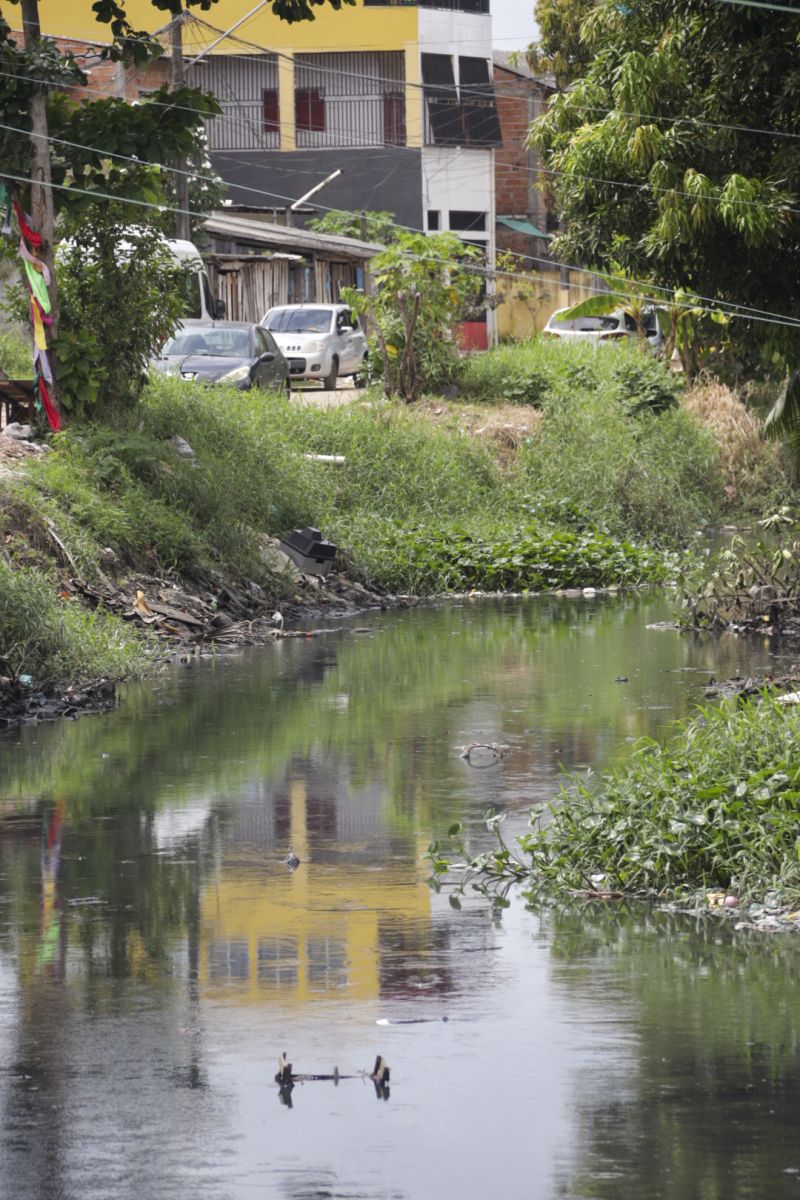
1;594;799;1199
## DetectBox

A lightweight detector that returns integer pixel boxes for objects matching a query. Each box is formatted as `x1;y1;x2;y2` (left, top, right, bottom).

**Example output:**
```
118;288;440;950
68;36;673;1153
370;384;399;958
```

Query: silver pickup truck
261;303;368;390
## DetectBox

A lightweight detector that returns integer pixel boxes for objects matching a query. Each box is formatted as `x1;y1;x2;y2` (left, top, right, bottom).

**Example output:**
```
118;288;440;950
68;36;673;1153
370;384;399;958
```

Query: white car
544;306;662;353
261;303;368;389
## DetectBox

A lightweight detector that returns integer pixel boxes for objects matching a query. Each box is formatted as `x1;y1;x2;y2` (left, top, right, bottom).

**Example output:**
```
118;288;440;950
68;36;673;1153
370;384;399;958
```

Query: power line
711;0;800;12
4;135;800;331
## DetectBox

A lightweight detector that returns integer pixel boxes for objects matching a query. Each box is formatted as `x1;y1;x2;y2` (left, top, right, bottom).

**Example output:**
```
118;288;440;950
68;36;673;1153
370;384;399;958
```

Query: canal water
1;594;799;1200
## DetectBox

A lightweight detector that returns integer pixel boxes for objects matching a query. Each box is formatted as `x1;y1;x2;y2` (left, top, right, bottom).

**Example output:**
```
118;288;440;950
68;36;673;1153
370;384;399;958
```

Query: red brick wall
494;65;535;217
9;30;168;102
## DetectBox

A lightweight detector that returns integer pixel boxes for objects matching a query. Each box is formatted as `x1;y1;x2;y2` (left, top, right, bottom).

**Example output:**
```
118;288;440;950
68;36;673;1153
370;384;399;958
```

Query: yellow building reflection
199;776;432;1006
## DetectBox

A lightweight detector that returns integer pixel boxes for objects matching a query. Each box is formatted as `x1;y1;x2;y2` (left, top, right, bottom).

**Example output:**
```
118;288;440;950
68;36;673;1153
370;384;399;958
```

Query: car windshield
549;315;622;333
265;308;333;334
164;329;251;357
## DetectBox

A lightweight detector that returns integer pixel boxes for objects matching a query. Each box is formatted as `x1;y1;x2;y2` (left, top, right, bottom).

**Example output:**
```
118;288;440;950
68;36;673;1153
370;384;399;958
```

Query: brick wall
9;30;168;101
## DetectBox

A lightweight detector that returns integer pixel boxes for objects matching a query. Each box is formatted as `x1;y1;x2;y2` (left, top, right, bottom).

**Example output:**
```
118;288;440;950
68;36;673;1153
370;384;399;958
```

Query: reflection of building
199;767;437;1006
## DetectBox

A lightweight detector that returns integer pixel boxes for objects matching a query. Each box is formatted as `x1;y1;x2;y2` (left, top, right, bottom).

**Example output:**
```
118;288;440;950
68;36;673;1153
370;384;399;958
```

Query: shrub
460;338;682;413
0;558;146;684
0;326;32;378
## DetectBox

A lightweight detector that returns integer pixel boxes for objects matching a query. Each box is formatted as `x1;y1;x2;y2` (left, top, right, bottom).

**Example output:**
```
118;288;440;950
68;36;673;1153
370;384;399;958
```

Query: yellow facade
36;0;418;53
198;777;432;1008
496;267;601;341
30;1;425;151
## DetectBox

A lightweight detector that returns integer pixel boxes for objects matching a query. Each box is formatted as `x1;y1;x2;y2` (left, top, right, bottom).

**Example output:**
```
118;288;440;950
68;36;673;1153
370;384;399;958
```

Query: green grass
0;326;33;379
460;338;683;413
434;697;800;905
1;368;716;609
0;559;148;685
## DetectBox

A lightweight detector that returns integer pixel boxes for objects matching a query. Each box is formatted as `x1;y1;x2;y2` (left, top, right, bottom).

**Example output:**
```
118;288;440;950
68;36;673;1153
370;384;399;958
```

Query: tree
525;0;598;89
308;209;398;244
343;232;483;402
2;0;353;417
532;0;800;370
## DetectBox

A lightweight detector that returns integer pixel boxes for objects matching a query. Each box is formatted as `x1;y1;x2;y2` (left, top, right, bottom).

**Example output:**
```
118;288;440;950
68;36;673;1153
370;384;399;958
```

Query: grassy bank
0;340;732;688
433;697;800;906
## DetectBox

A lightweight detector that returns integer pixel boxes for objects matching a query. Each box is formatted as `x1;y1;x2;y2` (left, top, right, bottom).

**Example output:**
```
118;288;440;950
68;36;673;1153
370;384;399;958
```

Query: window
458;57;501;146
427;210;440;231
383;92;406;146
422;53;501;148
258;938;298;987
295;88;325;133
263;88;279;135
307;938;348;992
256;328;276;355
448;210;486;232
208;939;250;980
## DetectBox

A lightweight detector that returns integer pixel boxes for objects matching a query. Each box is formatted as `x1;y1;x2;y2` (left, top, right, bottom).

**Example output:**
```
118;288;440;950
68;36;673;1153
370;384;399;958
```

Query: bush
0;326;32;378
0;558;146;684
460;338;682;413
520;388;718;545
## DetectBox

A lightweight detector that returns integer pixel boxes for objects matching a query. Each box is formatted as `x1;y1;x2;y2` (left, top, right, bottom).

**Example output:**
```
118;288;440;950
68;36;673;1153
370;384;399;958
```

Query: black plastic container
279;527;337;577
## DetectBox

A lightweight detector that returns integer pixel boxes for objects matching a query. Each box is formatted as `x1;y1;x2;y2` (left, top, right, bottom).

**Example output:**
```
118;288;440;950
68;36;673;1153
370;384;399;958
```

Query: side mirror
259;352;275;363
213;298;227;319
339;325;353;335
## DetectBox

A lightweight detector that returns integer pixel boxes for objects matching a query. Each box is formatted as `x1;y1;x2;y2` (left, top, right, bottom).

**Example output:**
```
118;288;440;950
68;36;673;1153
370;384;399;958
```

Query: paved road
288;378;362;409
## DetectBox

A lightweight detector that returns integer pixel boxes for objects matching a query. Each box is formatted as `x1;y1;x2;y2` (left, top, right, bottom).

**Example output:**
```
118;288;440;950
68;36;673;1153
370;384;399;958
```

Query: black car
152;321;289;391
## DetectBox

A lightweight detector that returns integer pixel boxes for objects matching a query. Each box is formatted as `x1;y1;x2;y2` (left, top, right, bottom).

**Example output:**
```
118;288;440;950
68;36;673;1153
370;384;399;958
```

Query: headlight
217;364;251;384
302;340;323;353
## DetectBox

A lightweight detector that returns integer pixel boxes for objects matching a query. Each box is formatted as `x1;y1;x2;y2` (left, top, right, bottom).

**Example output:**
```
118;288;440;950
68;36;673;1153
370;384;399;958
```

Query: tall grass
0;559;147;684
0;326;32;379
4;366;717;604
682;375;787;515
460;338;682;413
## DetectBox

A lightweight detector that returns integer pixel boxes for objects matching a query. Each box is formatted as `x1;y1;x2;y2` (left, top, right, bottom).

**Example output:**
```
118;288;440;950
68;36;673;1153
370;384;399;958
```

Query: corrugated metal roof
203;213;385;260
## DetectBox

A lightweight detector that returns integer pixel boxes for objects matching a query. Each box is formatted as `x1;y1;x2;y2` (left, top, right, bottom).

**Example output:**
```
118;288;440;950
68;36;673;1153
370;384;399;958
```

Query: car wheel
285;376;292;395
323;356;339;391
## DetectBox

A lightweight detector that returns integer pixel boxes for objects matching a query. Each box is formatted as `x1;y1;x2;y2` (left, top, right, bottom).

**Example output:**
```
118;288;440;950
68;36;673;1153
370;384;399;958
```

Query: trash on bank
279;526;337;577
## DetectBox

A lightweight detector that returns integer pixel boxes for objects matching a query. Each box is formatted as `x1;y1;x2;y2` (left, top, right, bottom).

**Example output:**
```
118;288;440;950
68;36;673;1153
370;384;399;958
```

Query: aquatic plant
431;697;800;904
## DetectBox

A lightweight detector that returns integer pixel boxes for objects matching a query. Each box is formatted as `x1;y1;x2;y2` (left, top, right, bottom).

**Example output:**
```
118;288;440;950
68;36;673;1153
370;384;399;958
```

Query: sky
491;0;539;52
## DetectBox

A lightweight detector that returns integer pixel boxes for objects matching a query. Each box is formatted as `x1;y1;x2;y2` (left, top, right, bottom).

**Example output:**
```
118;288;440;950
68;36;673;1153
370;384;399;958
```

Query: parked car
151;322;289;391
261;303;368;389
543;306;662;353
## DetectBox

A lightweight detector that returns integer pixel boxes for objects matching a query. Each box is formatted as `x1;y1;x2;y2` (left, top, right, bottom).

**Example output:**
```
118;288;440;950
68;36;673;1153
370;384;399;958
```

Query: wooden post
171;6;191;242
20;0;59;386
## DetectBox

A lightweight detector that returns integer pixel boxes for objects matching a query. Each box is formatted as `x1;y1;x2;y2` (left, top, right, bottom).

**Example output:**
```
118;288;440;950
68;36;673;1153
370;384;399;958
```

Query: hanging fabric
0;180;60;431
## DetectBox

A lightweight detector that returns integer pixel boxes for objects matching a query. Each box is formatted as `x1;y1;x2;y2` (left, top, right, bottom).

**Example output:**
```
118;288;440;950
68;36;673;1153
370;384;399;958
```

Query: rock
2;422;31;440
169;435;196;459
258;534;301;581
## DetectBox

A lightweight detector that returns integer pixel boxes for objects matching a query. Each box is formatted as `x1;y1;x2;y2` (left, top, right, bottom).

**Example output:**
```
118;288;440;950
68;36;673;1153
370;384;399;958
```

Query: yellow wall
30;1;424;152
34;0;419;54
496;267;600;341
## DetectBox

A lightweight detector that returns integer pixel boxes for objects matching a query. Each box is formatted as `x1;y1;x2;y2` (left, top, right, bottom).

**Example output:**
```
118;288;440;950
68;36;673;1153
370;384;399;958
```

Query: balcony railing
364;0;490;12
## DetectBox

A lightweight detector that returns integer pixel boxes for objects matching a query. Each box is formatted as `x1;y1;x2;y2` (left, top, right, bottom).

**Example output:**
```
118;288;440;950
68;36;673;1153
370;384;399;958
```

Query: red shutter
383;92;406;146
295;89;325;132
263;88;279;134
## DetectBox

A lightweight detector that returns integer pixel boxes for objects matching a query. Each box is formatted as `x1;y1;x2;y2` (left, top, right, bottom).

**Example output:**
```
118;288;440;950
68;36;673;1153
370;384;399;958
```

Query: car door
334;308;359;372
254;327;283;389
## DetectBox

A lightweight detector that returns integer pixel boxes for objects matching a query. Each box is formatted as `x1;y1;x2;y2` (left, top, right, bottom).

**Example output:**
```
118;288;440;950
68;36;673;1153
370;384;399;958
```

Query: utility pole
20;0;59;357
171;5;191;242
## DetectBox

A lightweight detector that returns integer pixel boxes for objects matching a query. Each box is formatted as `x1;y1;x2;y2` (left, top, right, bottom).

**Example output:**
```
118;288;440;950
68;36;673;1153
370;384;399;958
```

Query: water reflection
0;595;796;1198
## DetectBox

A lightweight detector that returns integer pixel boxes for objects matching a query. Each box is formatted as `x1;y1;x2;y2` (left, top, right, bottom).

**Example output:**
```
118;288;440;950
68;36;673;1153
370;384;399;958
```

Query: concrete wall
496;268;600;340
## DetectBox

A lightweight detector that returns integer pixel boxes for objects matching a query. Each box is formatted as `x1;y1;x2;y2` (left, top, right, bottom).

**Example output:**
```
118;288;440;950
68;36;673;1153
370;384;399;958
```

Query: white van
168;239;225;325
